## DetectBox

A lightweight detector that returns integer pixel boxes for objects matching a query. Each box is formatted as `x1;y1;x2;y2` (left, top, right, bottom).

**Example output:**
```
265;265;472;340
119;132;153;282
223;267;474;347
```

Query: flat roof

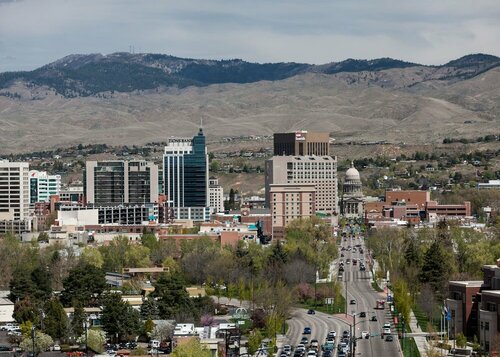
449;281;483;288
482;290;500;297
0;297;14;305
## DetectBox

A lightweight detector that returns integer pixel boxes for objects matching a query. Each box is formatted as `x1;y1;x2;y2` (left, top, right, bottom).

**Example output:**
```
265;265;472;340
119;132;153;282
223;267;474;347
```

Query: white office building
208;177;224;213
0;160;31;233
30;170;61;203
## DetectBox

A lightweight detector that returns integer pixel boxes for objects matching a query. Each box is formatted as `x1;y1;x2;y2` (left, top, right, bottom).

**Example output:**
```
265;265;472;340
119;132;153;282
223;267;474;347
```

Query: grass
401;337;421;357
371;280;384;292
412;304;440;333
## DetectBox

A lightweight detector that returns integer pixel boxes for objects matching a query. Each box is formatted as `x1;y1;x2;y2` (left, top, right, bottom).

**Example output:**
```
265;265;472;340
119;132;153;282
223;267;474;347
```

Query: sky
0;0;499;72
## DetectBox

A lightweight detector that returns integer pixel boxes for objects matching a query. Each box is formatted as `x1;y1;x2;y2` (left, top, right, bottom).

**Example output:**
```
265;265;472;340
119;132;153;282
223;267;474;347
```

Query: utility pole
345;280;348;317
31;326;36;357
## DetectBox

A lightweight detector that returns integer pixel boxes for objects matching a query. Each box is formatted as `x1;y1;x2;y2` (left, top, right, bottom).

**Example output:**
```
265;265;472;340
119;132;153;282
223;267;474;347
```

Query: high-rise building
84;160;158;206
208;177;224;213
163;128;209;221
273;131;330;156
265;155;338;215
0;160;31;233
30;170;61;203
269;184;316;239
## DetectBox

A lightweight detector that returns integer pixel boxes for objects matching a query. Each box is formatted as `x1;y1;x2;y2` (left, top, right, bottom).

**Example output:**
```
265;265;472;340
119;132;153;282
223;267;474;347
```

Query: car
107;350;117;356
371;316;378;321
342;330;350;338
322;352;332;357
340;253;344;257
301;337;309;345
310;339;319;350
350;299;356;305
303;327;312;334
306;351;317;357
307;309;315;315
52;345;61;351
1;323;19;331
327;331;336;339
359;312;366;317
361;331;370;339
282;345;292;356
383;327;391;335
280;353;288;357
385;335;394;342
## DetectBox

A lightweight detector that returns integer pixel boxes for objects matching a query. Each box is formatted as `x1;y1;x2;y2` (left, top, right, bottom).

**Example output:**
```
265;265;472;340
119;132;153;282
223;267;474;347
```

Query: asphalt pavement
339;234;402;357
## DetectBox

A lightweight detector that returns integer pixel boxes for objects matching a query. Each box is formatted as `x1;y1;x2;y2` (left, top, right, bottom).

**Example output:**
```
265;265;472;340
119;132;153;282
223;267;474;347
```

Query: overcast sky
0;0;499;72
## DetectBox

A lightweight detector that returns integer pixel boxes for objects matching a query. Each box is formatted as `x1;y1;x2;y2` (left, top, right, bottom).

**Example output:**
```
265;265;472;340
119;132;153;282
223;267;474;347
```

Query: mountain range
0;52;499;153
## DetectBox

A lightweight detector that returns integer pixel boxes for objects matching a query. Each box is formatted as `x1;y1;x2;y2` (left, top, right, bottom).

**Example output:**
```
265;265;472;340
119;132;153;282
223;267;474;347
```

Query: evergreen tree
140;296;159;320
71;302;85;339
419;240;453;295
151;274;194;319
60;263;106;307
43;299;68;340
101;293;142;342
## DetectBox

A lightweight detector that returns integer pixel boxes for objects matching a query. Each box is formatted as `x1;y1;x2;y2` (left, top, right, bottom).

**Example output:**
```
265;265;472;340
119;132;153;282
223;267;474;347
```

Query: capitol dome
345;162;361;182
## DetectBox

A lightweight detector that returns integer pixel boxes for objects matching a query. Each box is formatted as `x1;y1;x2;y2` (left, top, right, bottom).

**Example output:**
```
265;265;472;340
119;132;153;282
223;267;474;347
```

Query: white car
281;345;291;356
383;327;391;335
361;331;370;339
306;351;317;357
52;345;61;351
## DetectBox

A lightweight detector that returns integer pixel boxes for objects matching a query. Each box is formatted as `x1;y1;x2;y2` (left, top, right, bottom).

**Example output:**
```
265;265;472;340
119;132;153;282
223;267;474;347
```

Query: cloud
0;0;499;72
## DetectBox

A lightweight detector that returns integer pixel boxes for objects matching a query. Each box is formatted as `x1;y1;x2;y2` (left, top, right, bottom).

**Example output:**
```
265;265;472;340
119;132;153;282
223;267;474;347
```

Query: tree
20;330;53;355
140;296;159;320
60;263;106;307
101;293;142;342
80;247;104;268
171;338;211;357
77;329;106;353
419;240;454;296
456;332;467;348
9;269;35;303
151;273;194;320
14;298;38;325
247;329;264;355
70;302;85;339
149;320;174;342
43;299;68;340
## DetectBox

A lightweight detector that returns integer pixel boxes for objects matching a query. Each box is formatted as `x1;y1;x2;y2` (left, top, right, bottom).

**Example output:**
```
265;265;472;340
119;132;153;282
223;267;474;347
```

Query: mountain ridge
0;52;498;98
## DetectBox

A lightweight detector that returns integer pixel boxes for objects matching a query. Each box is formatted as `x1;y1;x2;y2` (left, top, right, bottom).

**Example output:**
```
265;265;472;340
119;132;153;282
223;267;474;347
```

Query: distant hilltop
0;52;498;97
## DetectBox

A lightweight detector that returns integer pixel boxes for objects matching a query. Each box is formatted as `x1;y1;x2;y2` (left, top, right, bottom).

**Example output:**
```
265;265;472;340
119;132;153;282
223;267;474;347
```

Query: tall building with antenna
163;128;210;221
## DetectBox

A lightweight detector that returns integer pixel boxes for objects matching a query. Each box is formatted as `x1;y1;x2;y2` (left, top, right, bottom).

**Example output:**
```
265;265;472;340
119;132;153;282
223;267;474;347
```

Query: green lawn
412;304;441;332
298;293;346;315
401;336;421;357
371;281;384;292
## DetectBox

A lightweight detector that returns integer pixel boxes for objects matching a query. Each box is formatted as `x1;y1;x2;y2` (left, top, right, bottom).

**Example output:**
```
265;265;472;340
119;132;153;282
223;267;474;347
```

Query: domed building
341;162;365;218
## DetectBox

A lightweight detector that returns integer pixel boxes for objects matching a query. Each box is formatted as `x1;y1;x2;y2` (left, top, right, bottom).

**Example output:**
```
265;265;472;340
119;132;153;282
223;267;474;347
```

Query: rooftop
449;281;483;288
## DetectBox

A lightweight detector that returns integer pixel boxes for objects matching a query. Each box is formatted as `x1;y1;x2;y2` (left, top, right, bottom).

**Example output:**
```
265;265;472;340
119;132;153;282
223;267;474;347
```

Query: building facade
30;170;61;203
341;162;365;218
269;184;316;240
208;177;224;213
0;160;31;233
163;128;209;220
265;155;338;215
84;160;159;206
273;131;330;156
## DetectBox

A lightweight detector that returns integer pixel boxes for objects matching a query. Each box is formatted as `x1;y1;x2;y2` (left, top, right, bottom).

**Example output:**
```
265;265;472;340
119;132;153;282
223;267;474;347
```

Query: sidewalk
408;309;430;357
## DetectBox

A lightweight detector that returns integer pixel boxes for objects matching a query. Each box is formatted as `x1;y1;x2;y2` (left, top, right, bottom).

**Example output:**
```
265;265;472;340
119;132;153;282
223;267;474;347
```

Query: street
283;233;402;357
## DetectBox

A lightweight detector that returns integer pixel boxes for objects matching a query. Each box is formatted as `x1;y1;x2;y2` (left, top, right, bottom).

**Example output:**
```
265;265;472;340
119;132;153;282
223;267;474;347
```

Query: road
340;234;402;357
